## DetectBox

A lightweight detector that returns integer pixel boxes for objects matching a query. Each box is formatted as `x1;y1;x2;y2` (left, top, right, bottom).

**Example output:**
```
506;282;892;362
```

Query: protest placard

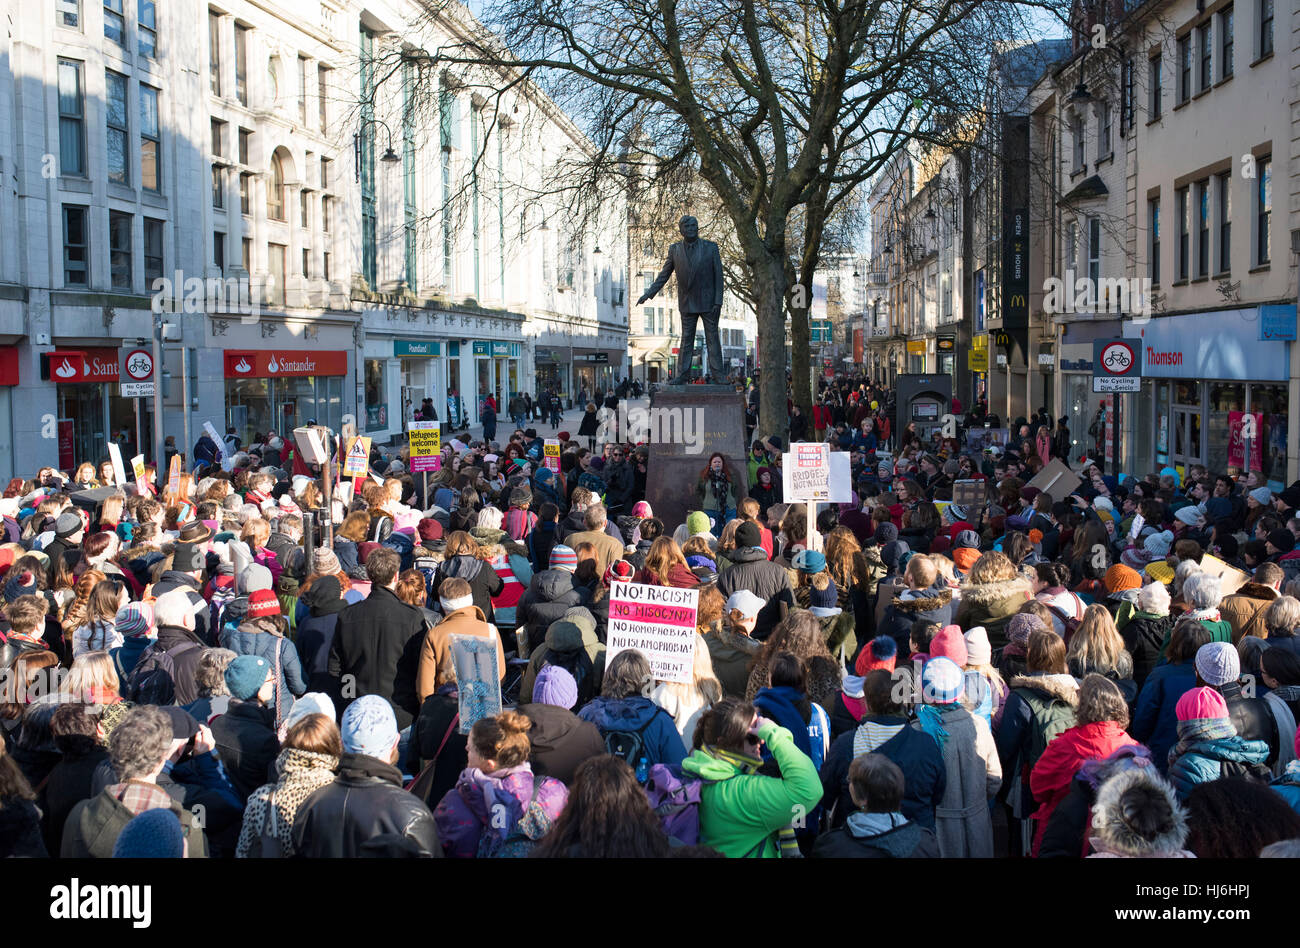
1025;459;1082;502
407;422;441;473
952;479;986;510
342;436;371;477
605;582;699;684
782;442;831;502
543;439;561;472
1198;554;1250;597
130;454;147;495
449;633;503;734
106;442;127;488
166;455;182;495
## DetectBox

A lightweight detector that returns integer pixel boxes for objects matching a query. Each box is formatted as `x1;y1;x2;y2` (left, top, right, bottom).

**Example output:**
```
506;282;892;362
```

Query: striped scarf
708;746;800;858
1169;716;1237;764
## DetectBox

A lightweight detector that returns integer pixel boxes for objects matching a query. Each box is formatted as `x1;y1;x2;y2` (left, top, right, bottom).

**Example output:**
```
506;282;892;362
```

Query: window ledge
1190;275;1210;284
1173;98;1189;111
1250;52;1274;68
1069;167;1086;180
1215;73;1233;88
1212;270;1231;280
1146;113;1163;125
1249;263;1271;274
1096;152;1115;168
142;191;167;210
1171;279;1188;287
1193;87;1212;101
59;177;94;194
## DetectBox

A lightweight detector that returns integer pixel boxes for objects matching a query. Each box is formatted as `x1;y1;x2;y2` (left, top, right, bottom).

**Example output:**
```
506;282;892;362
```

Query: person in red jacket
1029;673;1139;856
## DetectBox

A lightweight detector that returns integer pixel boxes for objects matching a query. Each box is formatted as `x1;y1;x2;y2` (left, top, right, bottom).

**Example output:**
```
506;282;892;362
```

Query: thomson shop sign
1123;309;1290;382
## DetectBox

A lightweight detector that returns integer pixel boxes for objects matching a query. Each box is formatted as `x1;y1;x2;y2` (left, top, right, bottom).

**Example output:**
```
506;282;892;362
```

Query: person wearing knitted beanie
1166;686;1269;801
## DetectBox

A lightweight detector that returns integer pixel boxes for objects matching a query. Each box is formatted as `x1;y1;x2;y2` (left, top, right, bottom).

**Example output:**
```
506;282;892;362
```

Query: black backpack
604;716;655;765
124;641;200;705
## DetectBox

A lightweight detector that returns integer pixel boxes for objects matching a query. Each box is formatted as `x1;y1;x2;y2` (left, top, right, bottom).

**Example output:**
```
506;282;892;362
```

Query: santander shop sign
223;351;348;379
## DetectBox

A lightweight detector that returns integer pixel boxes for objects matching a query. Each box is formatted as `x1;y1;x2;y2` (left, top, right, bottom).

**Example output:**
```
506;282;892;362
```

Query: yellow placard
968;348;989;372
343;436;372;477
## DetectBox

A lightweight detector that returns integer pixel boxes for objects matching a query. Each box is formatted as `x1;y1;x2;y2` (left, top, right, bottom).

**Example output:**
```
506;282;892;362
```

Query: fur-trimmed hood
1010;673;1080;706
890;585;953;615
959;575;1033;607
1227;582;1279;603
1090;766;1190;857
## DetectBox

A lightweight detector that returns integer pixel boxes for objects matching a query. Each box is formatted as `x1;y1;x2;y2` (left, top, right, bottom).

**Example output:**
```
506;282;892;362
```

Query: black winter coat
150;571;212;644
1121;614;1172;690
39;746;109;856
292;753;441;858
150;624;208;708
820;716;947;830
329;586;428;730
432;555;503;625
876;583;956;657
716;547;795;640
810;821;940;858
210;699;280;803
407;693;467;808
517;569;592;652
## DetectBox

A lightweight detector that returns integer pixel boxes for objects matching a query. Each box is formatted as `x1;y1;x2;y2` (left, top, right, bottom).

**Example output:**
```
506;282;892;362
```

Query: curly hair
108;705;173;781
601;649;653;700
1075;673;1129;728
195;648;237;698
967;550;1018;585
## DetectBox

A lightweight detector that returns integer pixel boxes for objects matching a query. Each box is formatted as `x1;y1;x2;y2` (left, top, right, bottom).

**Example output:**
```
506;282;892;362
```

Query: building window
322;252;330;281
138;0;156;57
1220;6;1234;79
1176;185;1189;280
1256;154;1271;265
268;242;286;305
143;218;163;284
214;231;225;273
242;237;251;272
238;127;251;165
1149;197;1160;285
299;188;309;228
63;205;89;286
321;196;331;233
317;65;329;132
267;152;285;221
211;118;224;157
104;0;124;45
643;307;654;334
360;27;377;289
1121;58;1133;135
1148;53;1162;118
208;10;221;95
1071;115;1084;171
1177;34;1191;103
1195;178;1209;277
109;211;132;289
1259;0;1273;58
239;173;250;215
1216;172;1231;274
57;59;85;177
140;85;159;192
1087;216;1101;285
211;120;225;208
58;0;80;29
1097;100;1111;157
319;156;330;190
302;247;310;278
1197;23;1212;92
1066;220;1077;274
234;24;249;106
105;70;129;186
298;56;309;125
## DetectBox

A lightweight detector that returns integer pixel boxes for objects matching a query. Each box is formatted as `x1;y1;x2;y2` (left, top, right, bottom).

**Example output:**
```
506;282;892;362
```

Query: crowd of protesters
1;370;1300;859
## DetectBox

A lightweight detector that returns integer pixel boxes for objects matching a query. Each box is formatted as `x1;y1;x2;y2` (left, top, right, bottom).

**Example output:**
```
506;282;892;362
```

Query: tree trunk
789;287;814;433
753;255;789;447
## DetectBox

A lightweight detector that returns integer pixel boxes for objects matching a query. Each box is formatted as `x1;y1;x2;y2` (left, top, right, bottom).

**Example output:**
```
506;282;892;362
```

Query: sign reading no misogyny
606;581;699;685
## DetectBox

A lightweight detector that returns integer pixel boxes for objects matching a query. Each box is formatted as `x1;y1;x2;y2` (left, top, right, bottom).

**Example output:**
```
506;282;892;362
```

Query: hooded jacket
1218;581;1279;642
432;555;503;626
577;695;687;767
956;576;1033;651
221;617;307;721
820;715;946;830
1121;611;1173;690
1028;720;1138;856
877;582;955;657
716;547;796;640
1086;766;1194;858
519;615;605;709
680;721;821;858
296;577;346;693
1166;728;1270;801
995;673;1079;816
810;813;941;858
517;569;593;652
61;783;209;858
703;622;761;699
292;752;441;858
516;702;606;785
433;762;567;858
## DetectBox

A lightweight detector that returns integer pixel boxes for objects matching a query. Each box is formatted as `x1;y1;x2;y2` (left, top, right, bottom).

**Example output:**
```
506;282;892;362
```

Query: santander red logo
233;357;252;374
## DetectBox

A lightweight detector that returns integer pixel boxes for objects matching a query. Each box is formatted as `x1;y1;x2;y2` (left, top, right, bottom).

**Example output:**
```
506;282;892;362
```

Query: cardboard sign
606;582;699;684
167;455;182;495
165;474;193;507
783;442;831;502
1128;512;1145;542
130;454;147;495
1198;554;1250;597
449;633;503;733
343;436;371;477
408;422;442;473
106;442;127;488
1024;458;1082;503
543;439;561;473
827;451;852;503
951;479;986;510
203;421;227;458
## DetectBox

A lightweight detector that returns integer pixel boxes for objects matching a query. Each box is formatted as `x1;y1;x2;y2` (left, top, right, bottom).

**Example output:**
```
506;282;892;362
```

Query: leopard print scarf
235;748;339;857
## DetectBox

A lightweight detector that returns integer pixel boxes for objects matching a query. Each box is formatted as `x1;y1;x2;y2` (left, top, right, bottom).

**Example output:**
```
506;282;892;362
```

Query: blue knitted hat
113;808;184;858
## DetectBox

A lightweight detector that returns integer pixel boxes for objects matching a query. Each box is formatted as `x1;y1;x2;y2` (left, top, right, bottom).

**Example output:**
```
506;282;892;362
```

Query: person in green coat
680;697;821;858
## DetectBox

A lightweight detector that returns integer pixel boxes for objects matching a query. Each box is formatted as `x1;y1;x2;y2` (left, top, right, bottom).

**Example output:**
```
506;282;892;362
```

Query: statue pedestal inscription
644;386;749;532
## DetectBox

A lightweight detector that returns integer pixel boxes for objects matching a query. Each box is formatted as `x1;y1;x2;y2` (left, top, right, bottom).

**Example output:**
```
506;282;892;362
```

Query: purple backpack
644;764;702;846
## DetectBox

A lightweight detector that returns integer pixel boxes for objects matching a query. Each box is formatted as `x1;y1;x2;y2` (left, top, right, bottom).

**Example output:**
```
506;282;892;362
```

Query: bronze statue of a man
637;215;725;384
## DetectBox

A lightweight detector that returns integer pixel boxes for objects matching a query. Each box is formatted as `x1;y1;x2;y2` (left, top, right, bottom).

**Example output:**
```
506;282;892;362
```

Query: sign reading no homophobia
606;582;699;684
783;442;831;502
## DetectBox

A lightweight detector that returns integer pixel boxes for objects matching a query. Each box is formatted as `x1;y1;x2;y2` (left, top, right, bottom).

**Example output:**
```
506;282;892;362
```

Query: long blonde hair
1067;604;1126;675
60;650;120;703
654;633;723;706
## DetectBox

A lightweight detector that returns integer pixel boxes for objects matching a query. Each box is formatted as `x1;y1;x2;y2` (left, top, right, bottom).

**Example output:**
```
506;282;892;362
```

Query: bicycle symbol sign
125;352;153;380
1092;338;1141;393
1100;342;1134;374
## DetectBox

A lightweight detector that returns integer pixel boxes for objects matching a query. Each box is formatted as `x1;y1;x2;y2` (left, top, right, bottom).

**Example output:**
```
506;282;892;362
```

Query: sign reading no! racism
605;581;698;685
